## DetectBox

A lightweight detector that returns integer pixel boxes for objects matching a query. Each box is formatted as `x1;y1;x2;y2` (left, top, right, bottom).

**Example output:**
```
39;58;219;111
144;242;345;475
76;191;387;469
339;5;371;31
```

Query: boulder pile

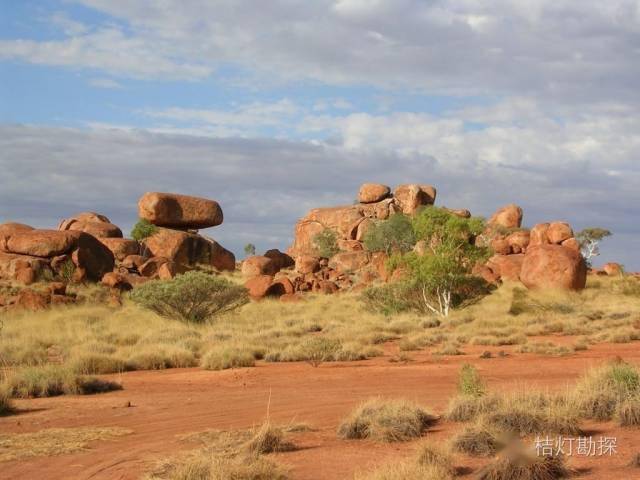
0;192;235;309
244;182;450;300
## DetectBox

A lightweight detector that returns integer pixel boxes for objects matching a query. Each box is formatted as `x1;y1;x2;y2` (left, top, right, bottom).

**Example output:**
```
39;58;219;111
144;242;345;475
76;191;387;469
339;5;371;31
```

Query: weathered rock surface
488;204;523;229
393;184;436;215
242;256;279;277
2;230;79;257
138;192;223;229
143;228;234;271
358;183;391;203
99;238;140;261
486;254;525;282
72;233;115;281
520;245;587;290
546;222;574;245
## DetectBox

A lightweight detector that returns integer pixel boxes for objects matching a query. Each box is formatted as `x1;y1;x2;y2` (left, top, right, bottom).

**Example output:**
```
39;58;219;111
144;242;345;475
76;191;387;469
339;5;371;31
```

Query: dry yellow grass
0;427;132;462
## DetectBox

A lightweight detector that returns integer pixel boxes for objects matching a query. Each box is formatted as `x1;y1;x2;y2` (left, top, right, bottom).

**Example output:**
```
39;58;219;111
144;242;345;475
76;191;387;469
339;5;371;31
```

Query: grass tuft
476;448;570;480
338;398;436;442
452;422;502;457
200;347;255;371
616;397;640;426
244;422;295;455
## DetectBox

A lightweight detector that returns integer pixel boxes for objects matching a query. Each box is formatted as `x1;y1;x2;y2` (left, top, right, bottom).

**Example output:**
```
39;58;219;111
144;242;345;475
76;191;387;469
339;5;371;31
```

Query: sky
0;0;638;268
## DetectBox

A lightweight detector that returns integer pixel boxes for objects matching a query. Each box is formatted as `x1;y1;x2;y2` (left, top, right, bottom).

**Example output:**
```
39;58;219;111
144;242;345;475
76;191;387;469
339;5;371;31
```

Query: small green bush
130;218;158;241
300;337;342;367
458;364;485;397
363;214;416;254
312;228;339;258
129;271;248;323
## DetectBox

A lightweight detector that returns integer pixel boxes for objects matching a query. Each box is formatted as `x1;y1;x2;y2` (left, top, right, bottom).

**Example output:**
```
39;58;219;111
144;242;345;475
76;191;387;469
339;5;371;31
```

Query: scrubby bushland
363;208;491;317
573;360;640;421
130;271;248;323
363;213;416;254
312;228;339;258
130;218;158;241
338;398;436;442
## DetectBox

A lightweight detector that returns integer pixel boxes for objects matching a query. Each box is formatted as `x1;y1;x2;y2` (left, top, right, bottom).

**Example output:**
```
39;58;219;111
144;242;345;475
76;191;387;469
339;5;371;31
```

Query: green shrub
312;228;339;258
361;282;421;314
458;364;485;397
363;214;416;254
299;337;342;367
130;218;158;241
129;271;248;323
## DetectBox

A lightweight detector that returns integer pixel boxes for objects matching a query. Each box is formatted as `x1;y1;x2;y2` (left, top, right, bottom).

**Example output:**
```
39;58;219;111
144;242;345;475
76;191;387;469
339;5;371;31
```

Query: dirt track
2;341;640;480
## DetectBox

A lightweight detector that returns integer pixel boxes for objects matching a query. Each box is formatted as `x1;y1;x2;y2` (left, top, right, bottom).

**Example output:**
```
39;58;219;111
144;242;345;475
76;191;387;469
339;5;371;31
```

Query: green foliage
312;228;340;258
300;337;342;367
576;227;612;244
361;282;422;315
130;218;158;241
363;213;416;254
243;243;256;256
412;207;485;247
129;271;248;323
458;364;486;397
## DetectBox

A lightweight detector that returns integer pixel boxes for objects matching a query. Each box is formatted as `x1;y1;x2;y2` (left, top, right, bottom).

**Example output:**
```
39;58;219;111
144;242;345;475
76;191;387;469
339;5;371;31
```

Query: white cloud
0;0;636;107
88;78;123;89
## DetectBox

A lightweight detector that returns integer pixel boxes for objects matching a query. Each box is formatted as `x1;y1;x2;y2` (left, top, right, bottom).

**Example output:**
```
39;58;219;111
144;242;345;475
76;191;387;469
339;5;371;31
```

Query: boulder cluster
0;183;629;308
474;205;588;290
242;183;445;300
0;192;235;310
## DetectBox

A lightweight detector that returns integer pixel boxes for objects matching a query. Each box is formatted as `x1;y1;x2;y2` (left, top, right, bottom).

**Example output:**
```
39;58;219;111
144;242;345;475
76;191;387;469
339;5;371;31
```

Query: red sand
2;341;640;479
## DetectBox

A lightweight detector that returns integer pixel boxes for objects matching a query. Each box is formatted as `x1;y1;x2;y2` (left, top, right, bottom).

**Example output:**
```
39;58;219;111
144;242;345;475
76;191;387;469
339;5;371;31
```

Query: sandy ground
2;340;640;480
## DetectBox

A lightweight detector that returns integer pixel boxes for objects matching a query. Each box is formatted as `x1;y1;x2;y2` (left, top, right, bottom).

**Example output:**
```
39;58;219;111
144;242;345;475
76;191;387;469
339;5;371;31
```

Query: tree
130;218;158;241
576;228;612;264
362;207;490;317
312;228;340;258
244;243;256;257
363;213;416;254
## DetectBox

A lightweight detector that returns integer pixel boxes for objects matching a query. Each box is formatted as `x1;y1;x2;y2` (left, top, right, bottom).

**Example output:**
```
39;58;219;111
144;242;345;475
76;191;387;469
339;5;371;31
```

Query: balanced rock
529;223;550;246
488;204;523;230
328;251;370;274
358;183;391;203
520;245;587;290
138;192;223;229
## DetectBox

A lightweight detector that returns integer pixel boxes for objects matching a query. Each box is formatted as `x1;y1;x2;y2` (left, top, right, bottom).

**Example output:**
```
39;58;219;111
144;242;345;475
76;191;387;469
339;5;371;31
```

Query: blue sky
1;0;638;268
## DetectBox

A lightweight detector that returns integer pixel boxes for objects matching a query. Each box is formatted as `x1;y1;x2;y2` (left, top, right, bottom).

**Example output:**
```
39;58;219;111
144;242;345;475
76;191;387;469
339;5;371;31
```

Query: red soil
2;341;640;480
